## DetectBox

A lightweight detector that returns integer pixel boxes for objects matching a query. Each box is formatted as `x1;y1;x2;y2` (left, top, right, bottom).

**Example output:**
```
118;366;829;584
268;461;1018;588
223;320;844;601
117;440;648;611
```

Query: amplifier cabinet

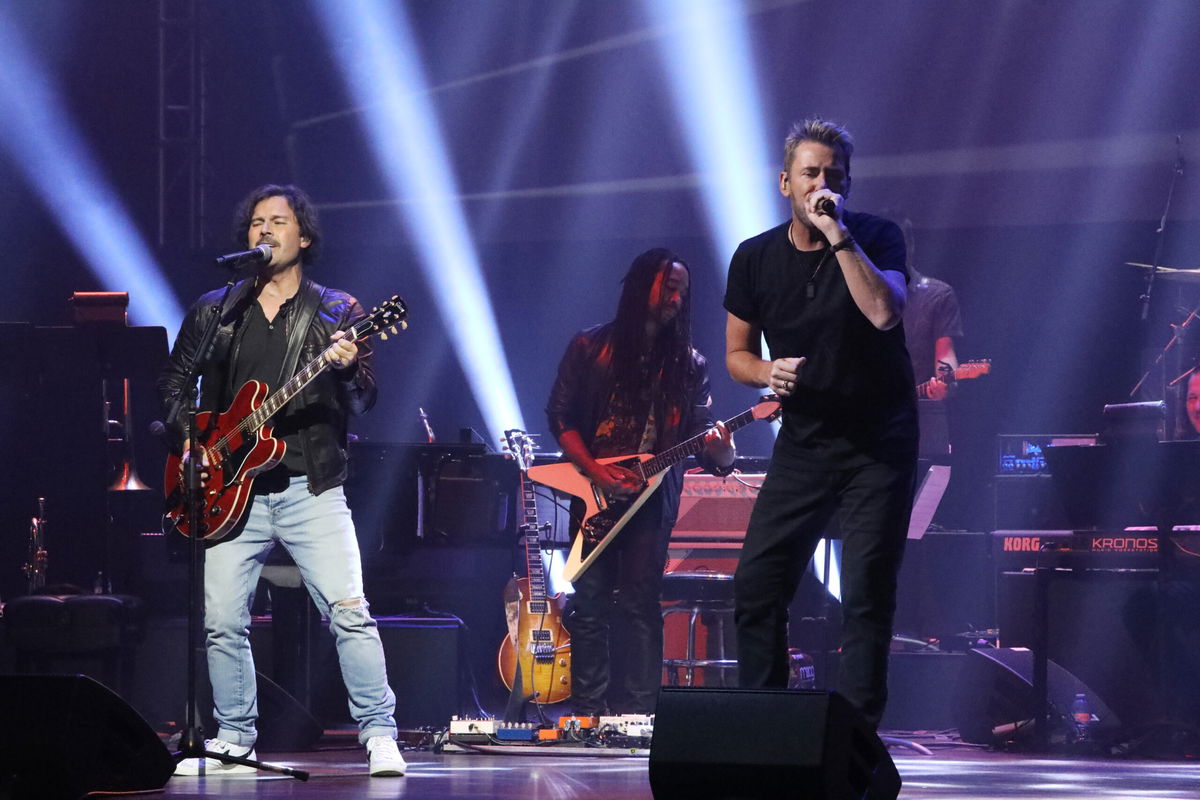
667;473;759;572
997;568;1160;731
992;474;1070;530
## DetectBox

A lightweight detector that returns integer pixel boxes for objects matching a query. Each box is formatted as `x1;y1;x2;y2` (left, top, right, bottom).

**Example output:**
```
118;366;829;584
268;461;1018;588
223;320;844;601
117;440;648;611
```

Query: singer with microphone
724;119;917;730
157;184;407;778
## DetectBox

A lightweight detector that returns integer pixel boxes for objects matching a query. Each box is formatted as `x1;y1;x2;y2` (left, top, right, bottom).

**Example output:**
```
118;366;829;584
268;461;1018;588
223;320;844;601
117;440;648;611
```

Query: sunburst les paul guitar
162;296;408;540
497;429;571;703
528;395;782;583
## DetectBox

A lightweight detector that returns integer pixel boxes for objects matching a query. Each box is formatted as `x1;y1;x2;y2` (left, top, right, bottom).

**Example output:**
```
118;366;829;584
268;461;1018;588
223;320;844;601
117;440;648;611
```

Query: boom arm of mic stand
1139;137;1185;321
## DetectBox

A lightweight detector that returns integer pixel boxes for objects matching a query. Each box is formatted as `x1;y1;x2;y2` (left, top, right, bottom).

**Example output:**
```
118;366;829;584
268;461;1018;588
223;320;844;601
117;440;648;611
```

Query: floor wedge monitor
649;687;899;800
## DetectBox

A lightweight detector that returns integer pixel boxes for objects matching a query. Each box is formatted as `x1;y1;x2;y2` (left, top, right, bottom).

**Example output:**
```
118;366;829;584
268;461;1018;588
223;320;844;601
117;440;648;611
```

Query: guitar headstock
754;394;784;422
502;429;536;473
350;295;409;342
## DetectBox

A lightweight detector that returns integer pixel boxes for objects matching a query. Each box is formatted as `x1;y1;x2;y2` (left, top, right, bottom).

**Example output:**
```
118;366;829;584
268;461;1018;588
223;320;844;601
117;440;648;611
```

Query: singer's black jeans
734;457;914;728
565;488;673;717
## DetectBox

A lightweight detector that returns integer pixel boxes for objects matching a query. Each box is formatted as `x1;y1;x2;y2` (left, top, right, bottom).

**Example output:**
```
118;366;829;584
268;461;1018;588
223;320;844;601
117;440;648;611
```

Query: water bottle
1071;692;1096;743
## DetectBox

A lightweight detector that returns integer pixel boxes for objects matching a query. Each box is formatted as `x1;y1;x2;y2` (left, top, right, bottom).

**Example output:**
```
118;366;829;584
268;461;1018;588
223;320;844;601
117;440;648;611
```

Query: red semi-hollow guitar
162;296;407;540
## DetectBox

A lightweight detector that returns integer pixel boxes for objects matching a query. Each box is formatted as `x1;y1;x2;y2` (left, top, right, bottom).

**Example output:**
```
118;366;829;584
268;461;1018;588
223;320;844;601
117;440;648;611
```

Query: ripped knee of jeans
329;596;377;634
332;596;368;612
330;596;371;623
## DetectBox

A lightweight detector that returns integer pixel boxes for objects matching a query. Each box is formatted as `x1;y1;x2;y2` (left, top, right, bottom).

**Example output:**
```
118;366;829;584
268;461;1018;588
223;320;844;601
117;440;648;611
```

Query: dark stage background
2;0;1200;606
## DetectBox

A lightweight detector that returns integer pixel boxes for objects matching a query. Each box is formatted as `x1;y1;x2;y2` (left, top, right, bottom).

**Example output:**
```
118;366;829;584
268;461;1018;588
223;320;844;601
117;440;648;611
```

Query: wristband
829;236;857;254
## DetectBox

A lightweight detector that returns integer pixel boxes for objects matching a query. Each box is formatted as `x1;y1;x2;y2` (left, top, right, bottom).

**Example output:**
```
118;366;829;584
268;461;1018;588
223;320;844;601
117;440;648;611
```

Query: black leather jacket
157;276;376;496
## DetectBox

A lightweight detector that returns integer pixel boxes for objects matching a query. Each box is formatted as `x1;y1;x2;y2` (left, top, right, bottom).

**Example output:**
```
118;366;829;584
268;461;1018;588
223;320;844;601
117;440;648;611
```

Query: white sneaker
366;735;407;777
173;738;258;776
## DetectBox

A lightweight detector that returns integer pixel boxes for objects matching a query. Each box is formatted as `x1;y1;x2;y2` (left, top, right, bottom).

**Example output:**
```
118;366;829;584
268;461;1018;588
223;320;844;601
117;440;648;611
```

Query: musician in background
725;119;917;728
546;248;735;717
899;219;962;403
900;217;963;464
1161;370;1200;730
1186;370;1200;437
158;184;405;777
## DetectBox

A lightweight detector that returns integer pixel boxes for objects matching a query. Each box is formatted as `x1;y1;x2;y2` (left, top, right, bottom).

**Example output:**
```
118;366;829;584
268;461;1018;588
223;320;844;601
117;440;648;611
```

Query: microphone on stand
214;244;272;268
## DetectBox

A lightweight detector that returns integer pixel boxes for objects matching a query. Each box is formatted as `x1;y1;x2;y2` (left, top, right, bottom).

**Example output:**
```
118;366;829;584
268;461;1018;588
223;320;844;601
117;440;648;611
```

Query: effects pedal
598;714;654;738
449;716;499;736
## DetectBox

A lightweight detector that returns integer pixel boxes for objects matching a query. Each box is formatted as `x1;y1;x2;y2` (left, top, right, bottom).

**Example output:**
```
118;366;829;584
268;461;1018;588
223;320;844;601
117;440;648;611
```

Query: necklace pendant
806;282;815;300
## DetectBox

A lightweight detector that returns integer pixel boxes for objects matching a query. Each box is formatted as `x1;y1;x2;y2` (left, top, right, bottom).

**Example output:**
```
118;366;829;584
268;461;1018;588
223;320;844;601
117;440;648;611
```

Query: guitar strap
276;277;327;390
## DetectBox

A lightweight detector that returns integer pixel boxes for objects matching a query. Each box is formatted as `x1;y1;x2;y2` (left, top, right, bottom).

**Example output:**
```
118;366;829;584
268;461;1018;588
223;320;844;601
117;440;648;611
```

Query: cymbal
1126;262;1200;281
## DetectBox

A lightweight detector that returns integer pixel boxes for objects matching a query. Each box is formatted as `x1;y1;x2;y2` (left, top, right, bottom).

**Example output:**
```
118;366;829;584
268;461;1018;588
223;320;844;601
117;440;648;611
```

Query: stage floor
159;742;1200;800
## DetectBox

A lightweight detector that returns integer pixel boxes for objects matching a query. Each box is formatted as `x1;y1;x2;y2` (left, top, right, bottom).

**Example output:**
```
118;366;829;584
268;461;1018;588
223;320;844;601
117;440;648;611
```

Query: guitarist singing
157;184;406;778
545;247;735;718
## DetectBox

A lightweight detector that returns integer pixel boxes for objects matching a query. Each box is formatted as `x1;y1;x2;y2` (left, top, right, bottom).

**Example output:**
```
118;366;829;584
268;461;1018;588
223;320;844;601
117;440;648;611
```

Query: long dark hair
232;183;323;264
608;248;697;437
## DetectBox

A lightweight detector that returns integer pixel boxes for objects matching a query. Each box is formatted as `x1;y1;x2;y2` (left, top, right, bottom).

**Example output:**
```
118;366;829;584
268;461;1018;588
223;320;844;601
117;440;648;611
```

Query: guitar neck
915;361;989;398
636;406;759;480
519;472;548;599
243;352;334;433
232;331;366;443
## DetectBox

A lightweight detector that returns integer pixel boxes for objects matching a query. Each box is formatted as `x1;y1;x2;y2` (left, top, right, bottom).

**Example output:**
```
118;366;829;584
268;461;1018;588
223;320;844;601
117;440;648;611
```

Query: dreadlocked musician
545;247;735;717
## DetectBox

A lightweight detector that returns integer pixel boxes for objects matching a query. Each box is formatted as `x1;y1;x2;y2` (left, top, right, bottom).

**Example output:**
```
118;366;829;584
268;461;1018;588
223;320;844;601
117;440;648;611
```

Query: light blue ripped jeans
203;475;397;746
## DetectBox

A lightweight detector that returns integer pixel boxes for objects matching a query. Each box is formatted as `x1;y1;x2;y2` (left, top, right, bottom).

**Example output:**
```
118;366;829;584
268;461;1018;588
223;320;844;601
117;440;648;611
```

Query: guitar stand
502;659;553;728
164;278;308;781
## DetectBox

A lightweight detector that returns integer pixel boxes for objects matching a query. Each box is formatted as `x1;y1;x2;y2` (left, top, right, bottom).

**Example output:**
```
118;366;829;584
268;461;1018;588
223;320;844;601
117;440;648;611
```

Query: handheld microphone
214;244;272;267
815;196;838;216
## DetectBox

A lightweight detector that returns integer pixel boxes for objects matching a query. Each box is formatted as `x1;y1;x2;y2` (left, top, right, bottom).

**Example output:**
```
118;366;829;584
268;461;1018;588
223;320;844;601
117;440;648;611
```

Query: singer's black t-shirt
723;212;918;468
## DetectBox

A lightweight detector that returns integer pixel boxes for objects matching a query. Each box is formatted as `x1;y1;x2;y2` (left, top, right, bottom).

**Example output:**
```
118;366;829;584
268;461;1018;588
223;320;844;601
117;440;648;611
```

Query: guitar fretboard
520;472;548;602
634;405;761;481
211;323;369;458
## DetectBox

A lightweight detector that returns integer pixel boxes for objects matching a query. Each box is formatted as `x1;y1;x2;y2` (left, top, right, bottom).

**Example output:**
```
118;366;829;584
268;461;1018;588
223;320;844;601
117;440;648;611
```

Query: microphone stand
1138;135;1186;322
163;275;308;781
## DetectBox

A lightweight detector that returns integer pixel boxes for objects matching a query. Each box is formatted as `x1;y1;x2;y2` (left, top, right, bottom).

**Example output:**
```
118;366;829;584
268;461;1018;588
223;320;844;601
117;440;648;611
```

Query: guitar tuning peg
399;321;408;330
379;332;388;341
389;326;398;334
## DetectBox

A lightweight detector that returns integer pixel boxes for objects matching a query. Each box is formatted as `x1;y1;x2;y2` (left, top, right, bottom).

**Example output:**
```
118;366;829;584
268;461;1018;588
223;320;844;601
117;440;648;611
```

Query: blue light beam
641;0;779;264
313;0;524;440
0;9;183;333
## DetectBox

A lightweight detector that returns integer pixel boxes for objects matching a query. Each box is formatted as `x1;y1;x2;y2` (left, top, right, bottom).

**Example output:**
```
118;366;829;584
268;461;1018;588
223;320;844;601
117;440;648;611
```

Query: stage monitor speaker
996;568;1159;732
649;687;900;800
0;674;175;800
952;647;1120;745
198;670;324;752
253;672;325;751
